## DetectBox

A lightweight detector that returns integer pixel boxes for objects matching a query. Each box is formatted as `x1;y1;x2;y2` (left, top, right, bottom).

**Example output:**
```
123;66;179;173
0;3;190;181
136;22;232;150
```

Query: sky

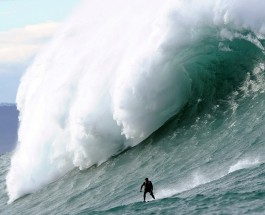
0;0;82;103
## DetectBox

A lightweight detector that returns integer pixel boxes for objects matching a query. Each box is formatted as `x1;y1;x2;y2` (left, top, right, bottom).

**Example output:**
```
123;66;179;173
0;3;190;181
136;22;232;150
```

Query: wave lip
6;0;265;203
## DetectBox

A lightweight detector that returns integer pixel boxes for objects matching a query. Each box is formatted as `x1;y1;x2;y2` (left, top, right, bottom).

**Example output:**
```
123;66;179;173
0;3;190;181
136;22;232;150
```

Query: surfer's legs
143;191;147;202
150;191;155;199
143;190;155;201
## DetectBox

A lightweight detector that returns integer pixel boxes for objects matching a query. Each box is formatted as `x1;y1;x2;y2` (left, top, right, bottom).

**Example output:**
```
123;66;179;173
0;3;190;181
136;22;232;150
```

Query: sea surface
1;0;265;214
0;105;18;154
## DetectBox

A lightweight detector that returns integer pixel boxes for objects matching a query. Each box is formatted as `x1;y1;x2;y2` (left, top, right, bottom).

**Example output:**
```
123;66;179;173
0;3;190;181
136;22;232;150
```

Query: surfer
140;178;155;202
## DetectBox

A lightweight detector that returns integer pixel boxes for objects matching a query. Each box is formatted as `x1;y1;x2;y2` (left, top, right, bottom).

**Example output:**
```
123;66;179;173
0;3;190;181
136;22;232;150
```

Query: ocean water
1;0;265;214
0;105;18;154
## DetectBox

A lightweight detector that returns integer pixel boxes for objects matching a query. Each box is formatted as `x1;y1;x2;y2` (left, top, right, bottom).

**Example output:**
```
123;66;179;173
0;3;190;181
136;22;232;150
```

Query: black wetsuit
140;180;155;201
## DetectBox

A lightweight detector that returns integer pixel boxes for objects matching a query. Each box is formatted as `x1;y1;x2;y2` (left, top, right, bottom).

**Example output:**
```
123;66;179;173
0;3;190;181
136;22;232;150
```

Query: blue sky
0;0;82;103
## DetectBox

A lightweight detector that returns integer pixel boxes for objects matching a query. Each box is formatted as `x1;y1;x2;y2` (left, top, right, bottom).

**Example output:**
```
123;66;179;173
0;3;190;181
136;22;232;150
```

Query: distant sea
0;104;18;155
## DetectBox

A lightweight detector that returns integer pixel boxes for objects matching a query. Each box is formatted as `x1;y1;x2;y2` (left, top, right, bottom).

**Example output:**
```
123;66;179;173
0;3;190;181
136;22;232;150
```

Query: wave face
6;0;265;203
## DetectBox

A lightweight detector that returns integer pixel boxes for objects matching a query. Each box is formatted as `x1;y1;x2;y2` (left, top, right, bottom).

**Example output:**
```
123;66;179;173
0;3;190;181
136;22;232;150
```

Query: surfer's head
145;178;148;181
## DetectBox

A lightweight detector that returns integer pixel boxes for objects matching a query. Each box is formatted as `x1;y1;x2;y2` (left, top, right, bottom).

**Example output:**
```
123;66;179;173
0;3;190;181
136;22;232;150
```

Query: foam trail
229;158;261;173
157;171;211;199
6;0;265;203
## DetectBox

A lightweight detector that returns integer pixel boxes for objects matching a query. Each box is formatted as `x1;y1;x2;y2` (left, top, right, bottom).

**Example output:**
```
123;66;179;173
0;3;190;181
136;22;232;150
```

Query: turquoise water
2;0;265;214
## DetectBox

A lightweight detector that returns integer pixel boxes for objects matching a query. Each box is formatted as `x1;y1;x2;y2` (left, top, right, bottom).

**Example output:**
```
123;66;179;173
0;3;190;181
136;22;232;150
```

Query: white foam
228;158;260;173
156;171;211;199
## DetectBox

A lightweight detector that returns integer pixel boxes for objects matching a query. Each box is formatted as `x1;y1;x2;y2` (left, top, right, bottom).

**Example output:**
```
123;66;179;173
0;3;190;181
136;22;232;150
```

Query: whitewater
1;0;265;214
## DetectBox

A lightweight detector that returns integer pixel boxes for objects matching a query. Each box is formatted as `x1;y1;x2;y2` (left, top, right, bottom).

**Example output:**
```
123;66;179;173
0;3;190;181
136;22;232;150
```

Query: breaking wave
6;0;265;203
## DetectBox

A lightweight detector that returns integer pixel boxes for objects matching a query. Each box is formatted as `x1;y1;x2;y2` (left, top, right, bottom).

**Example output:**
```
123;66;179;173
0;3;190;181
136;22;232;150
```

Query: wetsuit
140;180;155;202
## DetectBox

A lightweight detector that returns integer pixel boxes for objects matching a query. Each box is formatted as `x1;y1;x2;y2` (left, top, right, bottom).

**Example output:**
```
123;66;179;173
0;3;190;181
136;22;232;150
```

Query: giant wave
6;0;265;203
